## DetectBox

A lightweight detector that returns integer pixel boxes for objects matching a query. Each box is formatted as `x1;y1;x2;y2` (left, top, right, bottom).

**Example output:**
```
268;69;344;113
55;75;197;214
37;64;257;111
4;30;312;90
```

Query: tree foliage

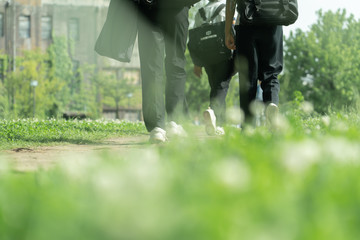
282;9;360;113
98;70;139;119
1;37;102;119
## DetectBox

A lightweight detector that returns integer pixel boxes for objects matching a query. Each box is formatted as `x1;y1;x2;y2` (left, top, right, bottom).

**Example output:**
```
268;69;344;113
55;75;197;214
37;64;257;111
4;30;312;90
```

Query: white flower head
321;115;331;127
250;101;265;117
300;101;314;114
226;107;245;125
213;157;251;191
282;140;321;173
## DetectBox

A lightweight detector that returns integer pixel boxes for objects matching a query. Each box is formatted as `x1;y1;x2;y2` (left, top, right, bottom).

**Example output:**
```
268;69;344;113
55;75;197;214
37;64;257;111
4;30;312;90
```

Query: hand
193;65;203;78
225;32;236;50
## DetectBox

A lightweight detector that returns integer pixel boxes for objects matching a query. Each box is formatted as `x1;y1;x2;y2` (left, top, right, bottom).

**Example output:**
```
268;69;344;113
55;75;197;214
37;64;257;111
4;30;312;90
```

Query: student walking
189;0;234;135
224;0;283;126
137;3;191;142
96;0;200;143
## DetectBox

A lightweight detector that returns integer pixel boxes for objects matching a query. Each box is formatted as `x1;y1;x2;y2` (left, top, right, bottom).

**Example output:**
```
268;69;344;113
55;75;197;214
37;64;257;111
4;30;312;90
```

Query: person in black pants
191;0;233;135
137;4;190;142
194;59;233;135
225;0;283;126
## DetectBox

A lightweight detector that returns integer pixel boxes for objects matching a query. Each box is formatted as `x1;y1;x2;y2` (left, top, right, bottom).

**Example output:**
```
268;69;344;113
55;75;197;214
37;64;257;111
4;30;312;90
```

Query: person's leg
256;26;283;106
235;25;259;123
204;59;233;126
138;17;166;132
161;7;189;122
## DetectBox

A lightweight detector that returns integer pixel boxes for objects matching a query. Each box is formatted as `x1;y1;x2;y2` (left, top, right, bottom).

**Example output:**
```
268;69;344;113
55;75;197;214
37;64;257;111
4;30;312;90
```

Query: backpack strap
209;3;226;22
198;7;207;21
282;0;290;12
198;3;226;23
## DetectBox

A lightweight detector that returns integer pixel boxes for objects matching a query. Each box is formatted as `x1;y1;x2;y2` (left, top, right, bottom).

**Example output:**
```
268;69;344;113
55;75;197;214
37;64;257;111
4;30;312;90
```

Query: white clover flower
243;125;256;136
59;152;101;180
124;148;165;190
300;101;314;114
282;140;321;173
322;137;360;164
321;115;331;127
271;114;291;134
250;101;265;117
332;120;349;132
0;156;10;173
93;167;125;197
213;157;251;191
226;107;244;125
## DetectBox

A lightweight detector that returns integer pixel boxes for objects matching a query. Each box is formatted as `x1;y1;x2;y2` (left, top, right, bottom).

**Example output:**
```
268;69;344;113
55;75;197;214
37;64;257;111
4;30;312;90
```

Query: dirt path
0;127;216;172
1;135;150;172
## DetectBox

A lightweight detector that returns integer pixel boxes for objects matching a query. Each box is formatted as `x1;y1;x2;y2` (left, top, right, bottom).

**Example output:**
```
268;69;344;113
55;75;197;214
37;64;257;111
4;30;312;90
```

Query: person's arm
225;0;236;50
193;65;203;78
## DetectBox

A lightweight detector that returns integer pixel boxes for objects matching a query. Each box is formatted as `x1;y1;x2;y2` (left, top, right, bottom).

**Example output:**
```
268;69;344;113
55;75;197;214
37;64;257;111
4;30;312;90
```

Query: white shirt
193;1;226;28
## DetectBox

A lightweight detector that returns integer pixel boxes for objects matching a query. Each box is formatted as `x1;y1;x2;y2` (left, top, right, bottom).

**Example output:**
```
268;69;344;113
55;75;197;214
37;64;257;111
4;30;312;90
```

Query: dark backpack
237;0;298;26
138;0;201;9
188;4;233;66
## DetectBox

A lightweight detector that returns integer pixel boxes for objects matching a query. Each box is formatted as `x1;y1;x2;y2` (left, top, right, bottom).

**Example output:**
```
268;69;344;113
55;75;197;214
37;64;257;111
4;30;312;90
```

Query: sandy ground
1;129;214;172
1;135;150;172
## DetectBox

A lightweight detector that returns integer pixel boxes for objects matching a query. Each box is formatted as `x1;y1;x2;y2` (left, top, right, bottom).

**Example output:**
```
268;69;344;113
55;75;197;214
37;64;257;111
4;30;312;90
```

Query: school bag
188;4;233;67
138;0;201;9
237;0;298;26
95;0;138;62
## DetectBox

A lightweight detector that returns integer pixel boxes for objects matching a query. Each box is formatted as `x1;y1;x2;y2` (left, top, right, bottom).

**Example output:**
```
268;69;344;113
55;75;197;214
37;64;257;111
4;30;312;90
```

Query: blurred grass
1;108;360;239
0;119;146;150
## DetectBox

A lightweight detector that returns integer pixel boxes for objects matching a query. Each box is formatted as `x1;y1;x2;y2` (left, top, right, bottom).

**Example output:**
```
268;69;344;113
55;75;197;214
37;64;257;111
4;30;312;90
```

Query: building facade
0;0;141;83
0;0;141;119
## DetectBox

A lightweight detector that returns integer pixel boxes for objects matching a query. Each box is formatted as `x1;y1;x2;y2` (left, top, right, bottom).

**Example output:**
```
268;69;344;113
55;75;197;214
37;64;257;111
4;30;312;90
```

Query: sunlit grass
0;118;146;150
1;108;360;239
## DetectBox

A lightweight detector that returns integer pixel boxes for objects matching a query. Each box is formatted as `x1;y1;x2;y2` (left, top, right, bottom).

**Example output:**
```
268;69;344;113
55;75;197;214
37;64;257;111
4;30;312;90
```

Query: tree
99;71;138;119
47;36;74;116
282;9;360;113
3;50;61;118
1;37;101;119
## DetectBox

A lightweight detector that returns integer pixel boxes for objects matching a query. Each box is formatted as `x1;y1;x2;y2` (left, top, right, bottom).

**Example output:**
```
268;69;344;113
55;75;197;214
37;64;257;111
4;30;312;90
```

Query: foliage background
281;10;360;113
0;7;359;120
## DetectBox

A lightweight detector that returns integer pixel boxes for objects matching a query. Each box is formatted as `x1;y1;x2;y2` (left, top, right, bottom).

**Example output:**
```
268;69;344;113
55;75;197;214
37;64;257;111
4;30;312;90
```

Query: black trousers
204;59;233;126
138;7;189;132
235;25;283;122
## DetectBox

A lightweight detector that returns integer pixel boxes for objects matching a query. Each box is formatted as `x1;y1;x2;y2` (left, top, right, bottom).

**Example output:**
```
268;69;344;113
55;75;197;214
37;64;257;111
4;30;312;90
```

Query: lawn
0;118;146;150
0;108;360;239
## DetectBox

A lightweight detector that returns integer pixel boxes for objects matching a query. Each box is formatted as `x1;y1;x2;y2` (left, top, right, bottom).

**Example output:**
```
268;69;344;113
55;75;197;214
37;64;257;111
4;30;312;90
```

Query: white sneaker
166;121;187;138
215;126;225;135
203;107;216;136
265;103;279;127
149;127;167;143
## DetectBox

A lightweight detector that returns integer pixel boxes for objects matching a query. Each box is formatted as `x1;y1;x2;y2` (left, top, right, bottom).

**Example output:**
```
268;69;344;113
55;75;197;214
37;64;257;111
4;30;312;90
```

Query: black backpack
188;4;233;66
237;0;298;26
138;0;201;9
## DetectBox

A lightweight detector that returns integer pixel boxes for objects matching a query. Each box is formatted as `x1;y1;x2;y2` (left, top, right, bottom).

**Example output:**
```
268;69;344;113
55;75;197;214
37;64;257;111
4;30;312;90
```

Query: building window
0;13;3;37
41;16;52;40
68;18;79;41
19;15;31;39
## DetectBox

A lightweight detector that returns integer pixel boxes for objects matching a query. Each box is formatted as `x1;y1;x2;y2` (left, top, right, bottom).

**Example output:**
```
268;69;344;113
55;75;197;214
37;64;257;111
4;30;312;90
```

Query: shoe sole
203;110;216;135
